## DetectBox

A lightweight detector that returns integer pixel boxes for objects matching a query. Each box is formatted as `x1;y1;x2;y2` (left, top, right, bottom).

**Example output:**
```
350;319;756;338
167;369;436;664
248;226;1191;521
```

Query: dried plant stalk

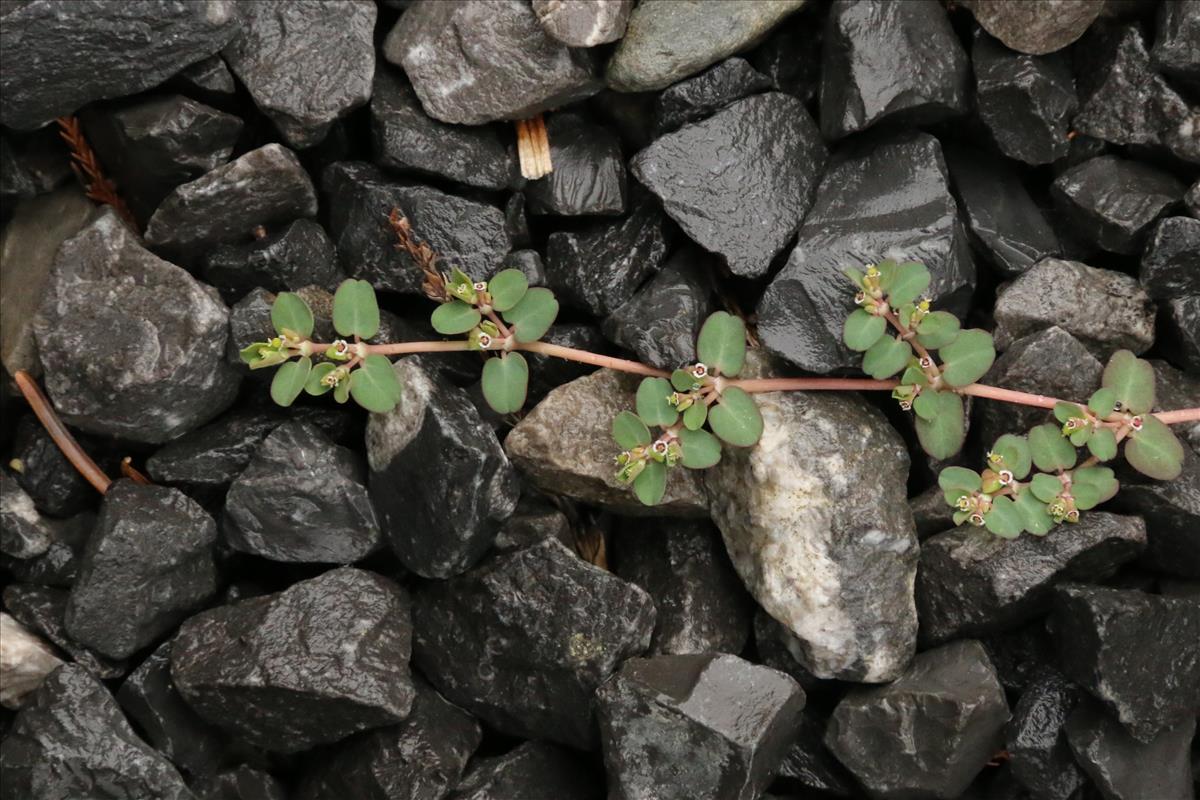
55;115;139;233
516;115;553;180
12;370;112;495
388;208;450;303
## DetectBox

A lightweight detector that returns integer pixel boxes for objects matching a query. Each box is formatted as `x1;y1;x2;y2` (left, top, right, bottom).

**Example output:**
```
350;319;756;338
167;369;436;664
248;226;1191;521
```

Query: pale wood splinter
516;114;553;180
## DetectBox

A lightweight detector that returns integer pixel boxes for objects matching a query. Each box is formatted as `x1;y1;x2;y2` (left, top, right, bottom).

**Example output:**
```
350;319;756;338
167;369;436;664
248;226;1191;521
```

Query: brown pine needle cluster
388;208;450;303
55;115;139;233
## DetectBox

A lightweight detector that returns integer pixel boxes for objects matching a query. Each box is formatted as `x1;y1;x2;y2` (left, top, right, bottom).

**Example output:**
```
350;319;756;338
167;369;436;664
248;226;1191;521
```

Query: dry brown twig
55;115;139;233
388;208;450;303
12;371;112;495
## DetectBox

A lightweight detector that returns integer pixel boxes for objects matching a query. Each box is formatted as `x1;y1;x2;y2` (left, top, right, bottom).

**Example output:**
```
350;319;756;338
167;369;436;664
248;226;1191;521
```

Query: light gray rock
533;0;632;47
1;475;52;561
0;613;63;709
961;0;1101;54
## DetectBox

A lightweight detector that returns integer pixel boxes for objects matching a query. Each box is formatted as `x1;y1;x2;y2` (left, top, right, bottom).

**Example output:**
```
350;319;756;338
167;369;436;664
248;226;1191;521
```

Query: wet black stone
1139;216;1200;300
525;323;607;401
752;609;826;694
1152;0;1200;89
504;193;531;246
366;359;519;578
825;641;1010;800
1051;155;1186;255
0;135;38;203
222;0;375;148
383;0;600;125
910;484;960;541
371;65;515;191
532;0;632;47
491;502;574;554
1048;584;1200;742
544;192;671;316
1;514;91;590
981;624;1058;693
172;55;237;100
202;219;342;298
652;57;772;135
412;537;655;750
9;417;95;518
0;665;193;799
973;31;1077;165
749;13;823;103
526;112;627;217
224;421;381;564
1162;295;1200;372
0;0;239;130
631;92;826;278
0;475;52;560
35;210;240;444
820;0;970;140
1187;180;1200;218
64;481;220;660
145;144;319;264
3;583;127;680
1005;668;1085;800
323;161;510;295
296;677;481;800
597;653;805;800
757;133;975;374
612;518;753;655
1065;699;1196;800
1112;444;1200;579
193;766;287;800
497;249;546;287
172;567;416;753
602;246;713;370
448;741;603;800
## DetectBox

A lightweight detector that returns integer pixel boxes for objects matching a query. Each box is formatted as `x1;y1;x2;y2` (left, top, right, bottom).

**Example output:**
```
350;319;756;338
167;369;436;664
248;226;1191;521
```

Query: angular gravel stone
749;13;823;103
371;66;515;191
224;421;381;564
776;707;861;797
821;0;970;140
145;144;319;263
3;584;127;680
993;259;1156;356
1139;216;1200;300
448;741;603;800
631;92;825;278
1162;295;1200;372
916;513;1147;645
757;133;974;373
64;481;219;660
1006;668;1086;800
1152;0;1200;89
1;475;52;560
973;31;1076;165
1188;180;1200;218
202;219;341;298
0;665;193;799
34;210;239;443
367;359;519;578
706;391;918;682
606;0;806;92
825;641;1010;800
526;113;626;217
323;162;510;295
1065;699;1195;800
172;567;416;753
596;654;805;800
0;613;62;709
9;416;97;519
533;0;632;47
506;369;708;517
1112;443;1200;578
0;0;239;130
173;55;236;100
652;57;772;135
1051;155;1186;255
384;0;600;125
222;0;375;148
194;767;286;800
960;0;1101;54
1049;584;1200;742
412;537;655;750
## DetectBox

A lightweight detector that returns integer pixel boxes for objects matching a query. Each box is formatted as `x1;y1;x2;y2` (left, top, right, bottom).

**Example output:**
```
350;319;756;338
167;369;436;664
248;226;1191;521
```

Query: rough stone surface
606;0;807;92
0;613;63;709
820;0;970;140
173;55;236;99
757;133;974;374
0;665;194;799
596;654;805;800
64;481;220;660
961;0;1101;54
367;359;519;578
0;0;239;129
3;584;127;680
993;259;1156;356
706;390;918;682
1152;0;1200;88
193;767;286;800
1065;699;1196;800
533;0;632;47
9;416;97;519
34;210;239;443
224;421;381;564
652;57;772;135
776;707;861;797
1049;584;1200;742
172;567;416;753
1112;443;1200;578
222;0;376;148
527;112;626;217
384;0;600;125
1006;668;1086;800
916;513;1147;645
448;741;603;800
1162;295;1200;373
202;218;341;298
1139;216;1200;300
412;537;655;750
1;475;52;560
631;92;825;278
825;641;1010;800
506;369;709;517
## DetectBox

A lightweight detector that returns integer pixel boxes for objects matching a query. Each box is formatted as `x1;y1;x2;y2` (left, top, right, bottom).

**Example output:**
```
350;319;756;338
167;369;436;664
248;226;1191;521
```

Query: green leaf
914;391;965;459
431;300;482;335
613;411;652;449
708;387;763;447
332;279;380;339
887;262;931;307
1087;427;1118;461
844;267;866;288
696;311;747;376
1030;473;1063;503
939;466;982;494
1014;489;1053;536
504;287;558;343
305;362;338;395
1069;428;1092;447
1029;423;1077;472
633;460;667;506
1054;402;1086;423
843;309;887;352
984;496;1023;538
349;354;401;413
900;366;929;386
334;378;351;404
939;329;995;388
990;434;1032;479
1125;416;1183;480
683;400;707;431
487;269;528;312
875;259;899;291
915;311;961;349
1071;482;1101;511
912;390;939;420
270;356;311;407
481;353;529;414
1088;388;1117;419
1101;350;1155;415
271;292;314;339
861;335;912;380
1073;466;1118;505
678;428;721;469
636;377;678;427
672;369;700;392
240;342;287;369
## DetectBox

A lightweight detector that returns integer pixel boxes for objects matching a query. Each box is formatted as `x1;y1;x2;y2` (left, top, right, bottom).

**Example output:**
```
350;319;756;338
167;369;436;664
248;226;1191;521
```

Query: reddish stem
12;371;112;494
734;377;900;393
515;341;670;377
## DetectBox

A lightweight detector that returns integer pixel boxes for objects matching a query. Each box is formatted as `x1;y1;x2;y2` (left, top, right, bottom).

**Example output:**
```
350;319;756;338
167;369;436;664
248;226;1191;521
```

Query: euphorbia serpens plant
243;210;1199;530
